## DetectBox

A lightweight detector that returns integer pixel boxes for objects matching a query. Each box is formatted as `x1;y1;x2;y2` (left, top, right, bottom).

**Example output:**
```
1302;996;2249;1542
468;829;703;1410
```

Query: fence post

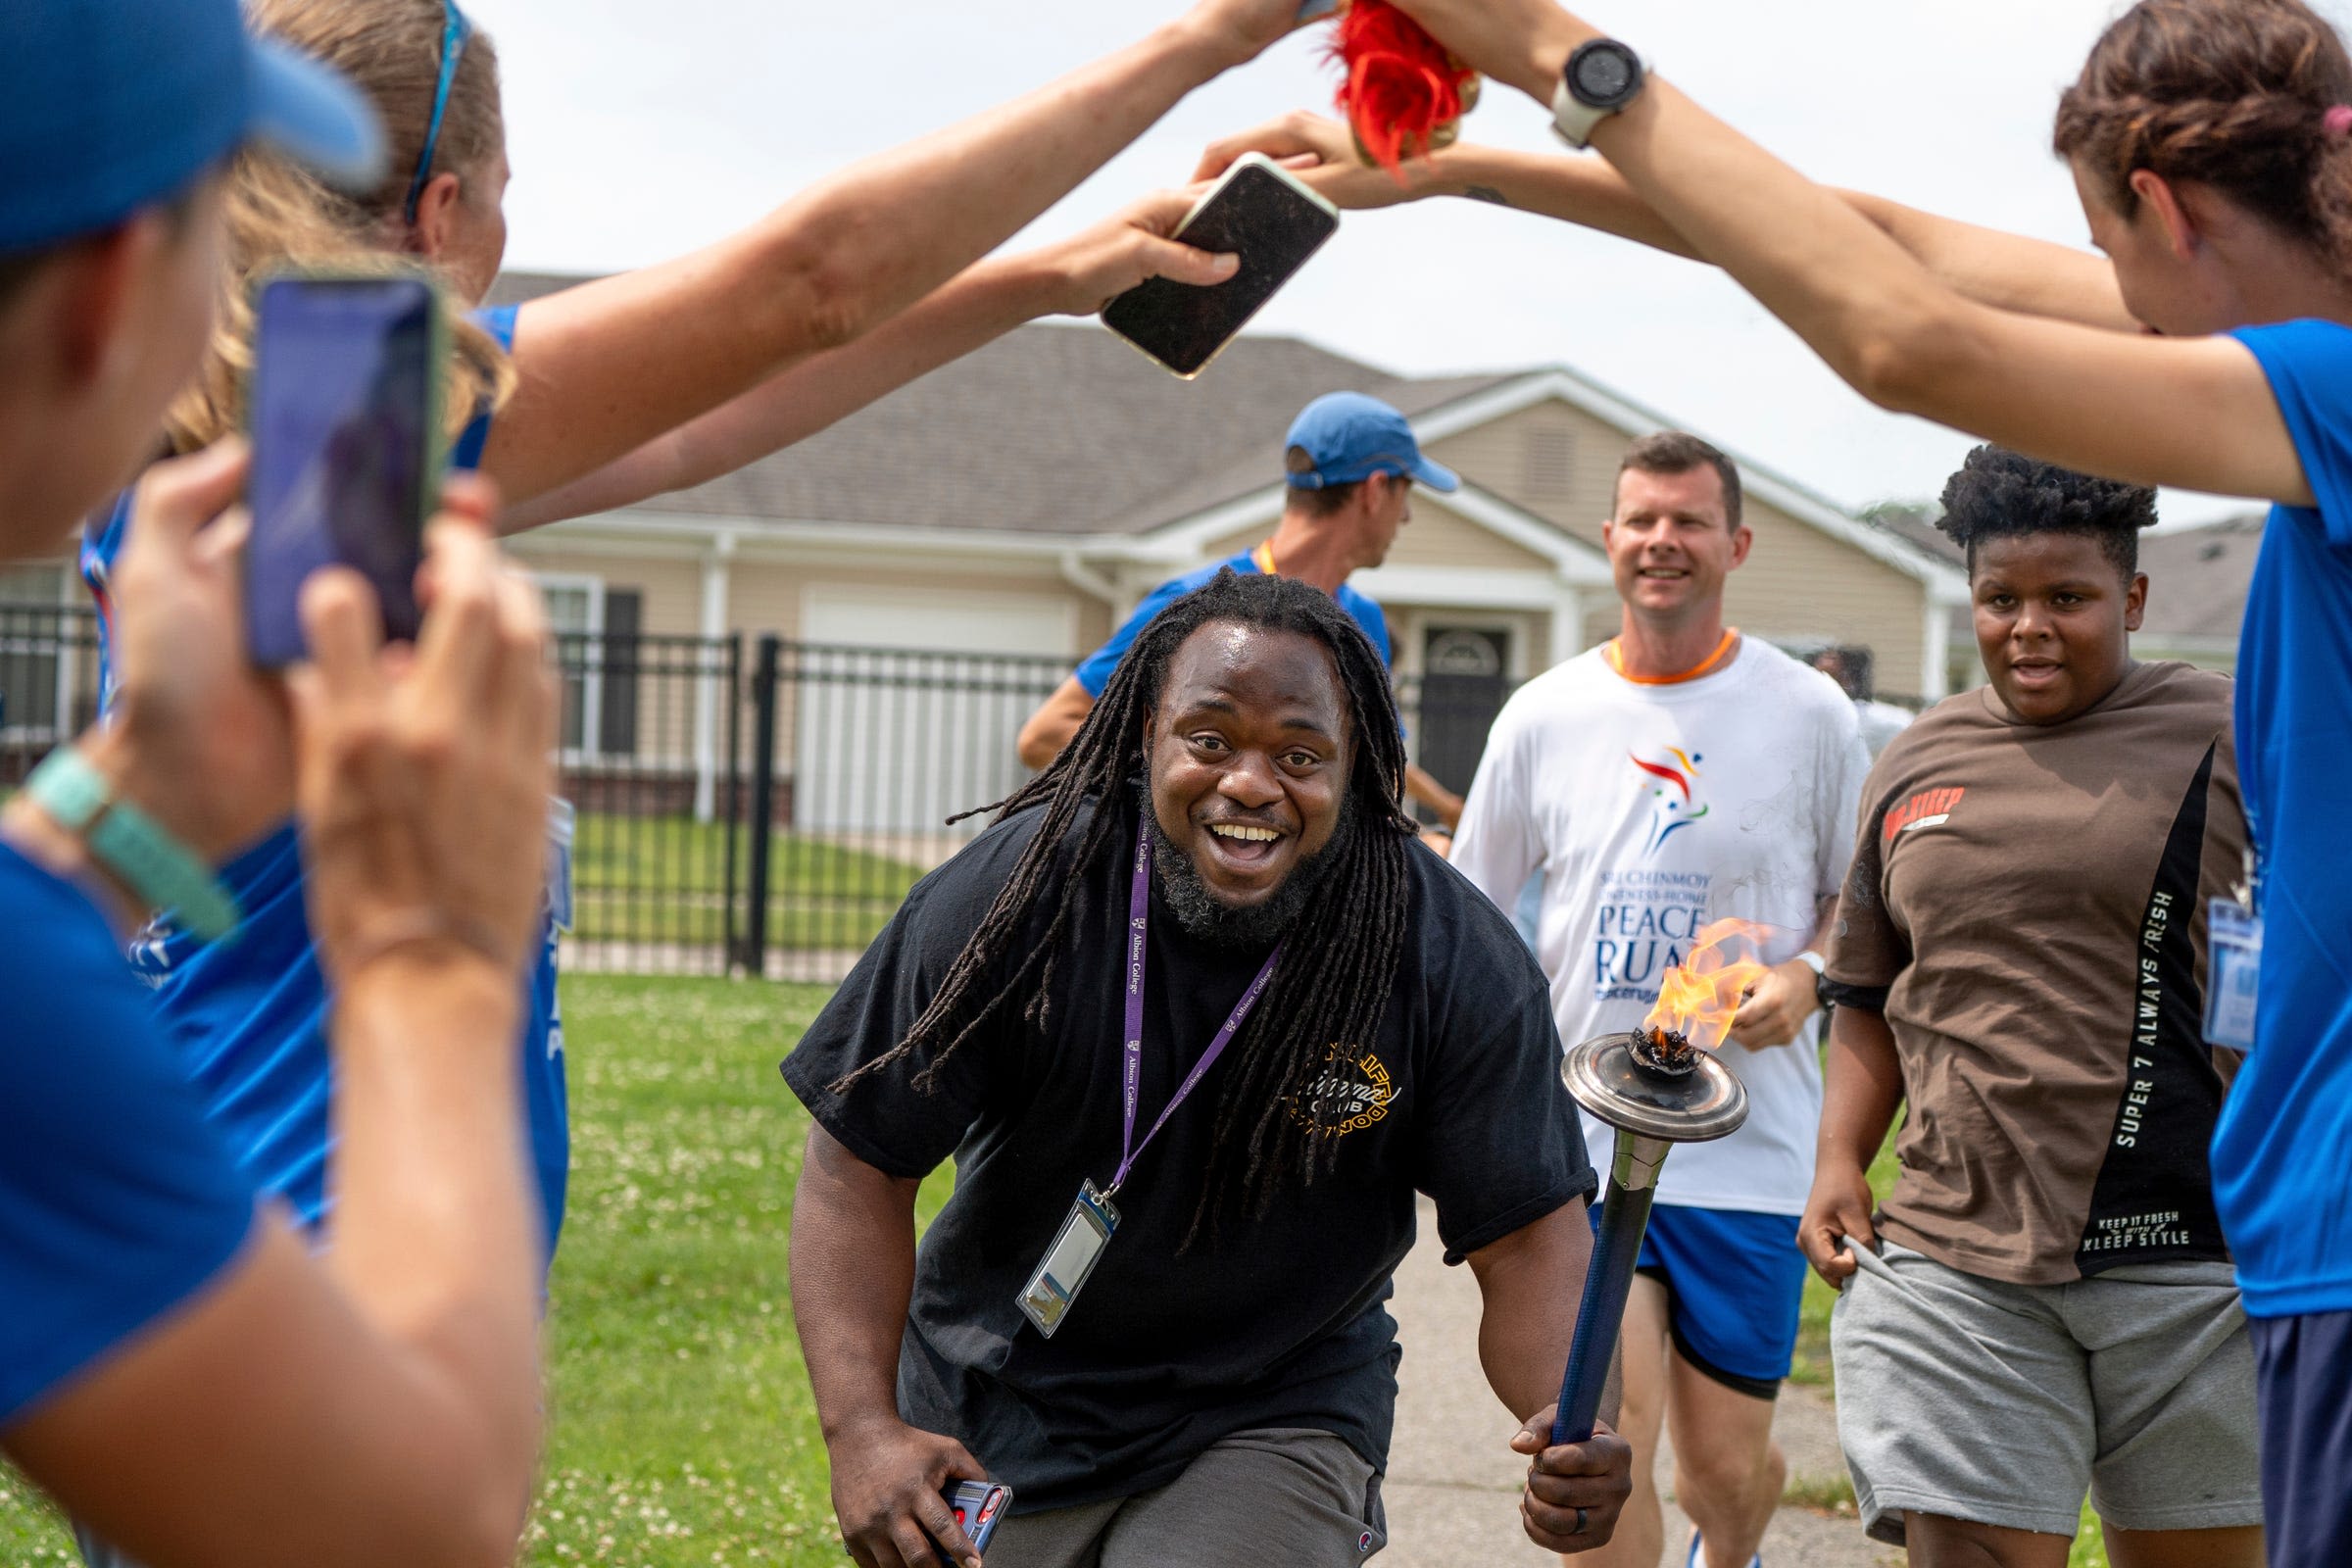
740;634;782;979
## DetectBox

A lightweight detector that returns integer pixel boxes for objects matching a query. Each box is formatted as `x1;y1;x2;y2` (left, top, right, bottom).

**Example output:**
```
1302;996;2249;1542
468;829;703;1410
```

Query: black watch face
1571;41;1641;108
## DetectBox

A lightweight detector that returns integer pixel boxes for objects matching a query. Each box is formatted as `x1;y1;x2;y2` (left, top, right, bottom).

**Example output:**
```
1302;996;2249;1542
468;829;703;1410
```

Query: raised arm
480;0;1301;510
502;190;1244;533
1200;112;2138;331
1373;0;2310;504
2;462;554;1568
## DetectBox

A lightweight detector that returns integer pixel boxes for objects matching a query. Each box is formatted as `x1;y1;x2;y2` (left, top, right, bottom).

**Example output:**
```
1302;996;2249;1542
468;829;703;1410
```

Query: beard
1143;785;1360;952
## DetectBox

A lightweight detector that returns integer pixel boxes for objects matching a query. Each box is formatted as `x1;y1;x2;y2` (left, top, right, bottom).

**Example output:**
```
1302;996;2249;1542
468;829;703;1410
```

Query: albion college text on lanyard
1017;823;1282;1338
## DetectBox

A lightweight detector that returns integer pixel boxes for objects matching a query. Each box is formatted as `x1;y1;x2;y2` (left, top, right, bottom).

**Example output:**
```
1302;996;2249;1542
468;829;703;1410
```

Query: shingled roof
2138;514;2265;642
485;270;1513;537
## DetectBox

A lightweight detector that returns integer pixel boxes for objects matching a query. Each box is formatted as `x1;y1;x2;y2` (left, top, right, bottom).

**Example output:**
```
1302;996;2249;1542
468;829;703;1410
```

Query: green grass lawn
0;974;948;1567
571;813;924;954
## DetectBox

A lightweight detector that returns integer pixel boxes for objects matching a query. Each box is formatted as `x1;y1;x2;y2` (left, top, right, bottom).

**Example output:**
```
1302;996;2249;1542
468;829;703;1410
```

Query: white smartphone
1101;152;1342;380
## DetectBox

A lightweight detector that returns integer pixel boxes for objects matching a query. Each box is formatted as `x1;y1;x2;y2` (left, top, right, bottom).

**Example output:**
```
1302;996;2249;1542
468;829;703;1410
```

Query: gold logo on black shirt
1292;1045;1395;1137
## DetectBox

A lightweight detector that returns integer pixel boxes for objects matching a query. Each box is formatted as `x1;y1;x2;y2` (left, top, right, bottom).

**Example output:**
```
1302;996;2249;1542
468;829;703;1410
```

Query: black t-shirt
781;798;1593;1512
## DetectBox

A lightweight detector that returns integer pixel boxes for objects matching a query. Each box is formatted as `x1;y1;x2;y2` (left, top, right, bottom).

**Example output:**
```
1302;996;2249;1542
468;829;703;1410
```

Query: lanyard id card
1013;823;1281;1340
2205;897;2262;1053
1018;1179;1119;1339
545;797;576;933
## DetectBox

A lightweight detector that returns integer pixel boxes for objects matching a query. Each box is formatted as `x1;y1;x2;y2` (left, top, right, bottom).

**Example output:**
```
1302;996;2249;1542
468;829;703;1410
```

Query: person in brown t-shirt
1806;448;2263;1566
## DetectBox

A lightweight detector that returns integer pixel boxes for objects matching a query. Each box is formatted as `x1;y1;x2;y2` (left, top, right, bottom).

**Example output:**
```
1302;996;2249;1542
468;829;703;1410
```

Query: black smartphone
934;1480;1011;1556
245;271;449;667
1102;152;1341;379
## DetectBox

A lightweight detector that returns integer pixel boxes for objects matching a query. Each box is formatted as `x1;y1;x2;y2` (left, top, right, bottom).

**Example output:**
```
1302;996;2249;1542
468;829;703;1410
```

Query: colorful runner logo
1632;747;1708;856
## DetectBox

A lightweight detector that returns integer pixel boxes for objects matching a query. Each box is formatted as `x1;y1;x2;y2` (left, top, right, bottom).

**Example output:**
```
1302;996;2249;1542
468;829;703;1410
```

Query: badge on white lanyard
545;797;576;933
2204;850;2260;1053
1015;823;1281;1340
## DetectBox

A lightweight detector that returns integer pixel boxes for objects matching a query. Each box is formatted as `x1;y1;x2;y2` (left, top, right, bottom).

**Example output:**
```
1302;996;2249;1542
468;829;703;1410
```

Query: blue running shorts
1592;1202;1806;1398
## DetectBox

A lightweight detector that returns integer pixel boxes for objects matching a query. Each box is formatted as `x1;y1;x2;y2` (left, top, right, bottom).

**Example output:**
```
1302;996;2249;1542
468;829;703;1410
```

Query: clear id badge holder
1017;1180;1119;1339
545;797;576;933
2205;897;2261;1052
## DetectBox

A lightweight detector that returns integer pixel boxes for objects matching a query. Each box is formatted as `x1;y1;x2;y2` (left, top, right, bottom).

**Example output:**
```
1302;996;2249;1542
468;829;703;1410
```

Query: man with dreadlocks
784;570;1632;1568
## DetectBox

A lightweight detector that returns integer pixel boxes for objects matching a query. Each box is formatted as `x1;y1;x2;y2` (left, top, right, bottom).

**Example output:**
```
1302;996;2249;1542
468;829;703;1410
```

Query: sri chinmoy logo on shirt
1883;786;1966;845
1290;1045;1395;1138
1632;747;1708;857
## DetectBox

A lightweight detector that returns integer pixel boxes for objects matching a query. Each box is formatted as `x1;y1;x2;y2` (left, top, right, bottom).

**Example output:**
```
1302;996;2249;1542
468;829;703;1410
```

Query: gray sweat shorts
984;1428;1388;1568
1833;1241;2262;1545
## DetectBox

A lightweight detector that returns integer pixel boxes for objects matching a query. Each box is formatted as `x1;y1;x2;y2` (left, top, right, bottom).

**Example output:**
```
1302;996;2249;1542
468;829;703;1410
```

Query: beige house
0;283;1969;822
477;273;1964;813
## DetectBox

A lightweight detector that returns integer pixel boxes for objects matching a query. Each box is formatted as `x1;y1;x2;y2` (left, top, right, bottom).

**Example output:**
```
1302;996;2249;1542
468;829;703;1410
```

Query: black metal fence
0;608;1519;985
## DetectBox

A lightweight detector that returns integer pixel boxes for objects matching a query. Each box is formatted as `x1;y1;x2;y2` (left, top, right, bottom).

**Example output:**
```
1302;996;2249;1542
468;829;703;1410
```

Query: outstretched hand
1511;1408;1633;1552
1181;0;1324;70
1382;0;1584;103
1037;188;1242;318
1195;113;1443;211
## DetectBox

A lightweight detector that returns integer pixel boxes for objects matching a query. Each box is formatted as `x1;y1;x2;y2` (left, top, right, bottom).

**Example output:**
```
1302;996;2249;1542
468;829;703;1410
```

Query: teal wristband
25;745;242;942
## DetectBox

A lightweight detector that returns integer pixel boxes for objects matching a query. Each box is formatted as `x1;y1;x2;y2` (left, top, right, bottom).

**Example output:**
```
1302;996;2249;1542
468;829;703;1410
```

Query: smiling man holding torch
784;571;1632;1568
1450;433;1868;1568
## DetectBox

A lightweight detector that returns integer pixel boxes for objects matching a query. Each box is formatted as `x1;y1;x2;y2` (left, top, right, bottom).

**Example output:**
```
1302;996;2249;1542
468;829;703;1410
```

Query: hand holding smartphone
1102;152;1341;379
934;1480;1011;1557
245;270;449;667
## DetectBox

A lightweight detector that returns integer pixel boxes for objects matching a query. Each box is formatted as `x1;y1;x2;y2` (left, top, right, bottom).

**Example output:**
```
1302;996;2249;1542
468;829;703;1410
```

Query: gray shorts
985;1428;1388;1568
1833;1242;2262;1545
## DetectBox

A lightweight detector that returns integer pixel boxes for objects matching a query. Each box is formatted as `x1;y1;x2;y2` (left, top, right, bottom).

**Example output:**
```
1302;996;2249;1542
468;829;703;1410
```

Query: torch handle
1551;1166;1659;1446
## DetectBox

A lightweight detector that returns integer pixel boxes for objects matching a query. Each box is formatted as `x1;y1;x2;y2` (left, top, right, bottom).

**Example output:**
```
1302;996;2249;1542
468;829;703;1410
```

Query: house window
536;574;643;759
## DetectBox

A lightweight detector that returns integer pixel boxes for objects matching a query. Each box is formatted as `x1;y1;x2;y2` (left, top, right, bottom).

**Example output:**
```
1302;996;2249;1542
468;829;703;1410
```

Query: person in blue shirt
1016;391;1470;834
1261;0;2352;1560
77;0;1316;1283
0;4;560;1562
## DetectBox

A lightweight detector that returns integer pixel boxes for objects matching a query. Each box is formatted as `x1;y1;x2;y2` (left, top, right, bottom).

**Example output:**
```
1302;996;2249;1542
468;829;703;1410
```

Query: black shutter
598;589;641;758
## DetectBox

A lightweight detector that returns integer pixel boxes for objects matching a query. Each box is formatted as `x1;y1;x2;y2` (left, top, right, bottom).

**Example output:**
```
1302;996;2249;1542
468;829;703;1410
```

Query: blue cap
1283;392;1459;493
0;0;385;253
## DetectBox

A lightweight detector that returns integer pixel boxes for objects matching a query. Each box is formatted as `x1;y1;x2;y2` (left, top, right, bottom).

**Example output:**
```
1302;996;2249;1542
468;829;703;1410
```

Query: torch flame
1642;918;1772;1053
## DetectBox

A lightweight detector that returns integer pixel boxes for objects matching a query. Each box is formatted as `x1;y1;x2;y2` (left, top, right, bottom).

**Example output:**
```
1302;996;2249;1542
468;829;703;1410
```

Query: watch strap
25;745;241;942
1549;74;1610;150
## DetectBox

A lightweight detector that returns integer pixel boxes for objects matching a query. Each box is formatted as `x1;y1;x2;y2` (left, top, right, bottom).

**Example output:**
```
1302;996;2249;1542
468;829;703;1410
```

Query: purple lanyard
1109;822;1282;1197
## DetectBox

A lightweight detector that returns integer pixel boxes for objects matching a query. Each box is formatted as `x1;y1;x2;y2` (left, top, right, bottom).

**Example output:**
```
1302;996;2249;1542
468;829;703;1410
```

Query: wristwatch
1550;37;1648;149
1793;949;1829;1009
25;744;241;941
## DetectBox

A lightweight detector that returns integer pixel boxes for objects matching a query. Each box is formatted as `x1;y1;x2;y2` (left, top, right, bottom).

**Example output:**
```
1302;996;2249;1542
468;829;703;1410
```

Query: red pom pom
1329;0;1476;178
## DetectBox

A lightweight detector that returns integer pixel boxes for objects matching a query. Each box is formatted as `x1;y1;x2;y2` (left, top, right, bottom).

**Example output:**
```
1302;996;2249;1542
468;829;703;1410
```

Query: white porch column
691;534;736;823
1547;584;1584;670
1921;592;1952;702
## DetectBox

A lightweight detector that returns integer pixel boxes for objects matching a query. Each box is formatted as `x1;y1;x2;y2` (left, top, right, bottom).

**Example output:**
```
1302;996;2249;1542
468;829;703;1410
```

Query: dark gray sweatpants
986;1427;1388;1568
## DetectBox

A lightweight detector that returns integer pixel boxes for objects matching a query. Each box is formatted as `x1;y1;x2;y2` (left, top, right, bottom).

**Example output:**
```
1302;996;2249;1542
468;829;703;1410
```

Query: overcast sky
467;0;2345;526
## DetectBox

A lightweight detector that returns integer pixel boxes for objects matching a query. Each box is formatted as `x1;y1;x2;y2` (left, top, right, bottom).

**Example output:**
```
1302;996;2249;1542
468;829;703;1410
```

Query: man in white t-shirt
1451;432;1866;1568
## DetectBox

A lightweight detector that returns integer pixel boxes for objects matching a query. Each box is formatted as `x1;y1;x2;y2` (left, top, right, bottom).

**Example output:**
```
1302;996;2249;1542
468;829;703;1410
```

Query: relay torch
1550;920;1765;1446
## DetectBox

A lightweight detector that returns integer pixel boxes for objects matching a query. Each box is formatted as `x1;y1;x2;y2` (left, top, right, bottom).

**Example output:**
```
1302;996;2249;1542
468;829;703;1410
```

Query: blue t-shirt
1071;547;1393;698
74;304;569;1261
0;843;258;1426
2212;319;2352;1317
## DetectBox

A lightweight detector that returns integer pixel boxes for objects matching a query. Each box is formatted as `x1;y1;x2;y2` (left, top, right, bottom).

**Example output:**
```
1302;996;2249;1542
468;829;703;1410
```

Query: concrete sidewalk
1380;1200;1894;1568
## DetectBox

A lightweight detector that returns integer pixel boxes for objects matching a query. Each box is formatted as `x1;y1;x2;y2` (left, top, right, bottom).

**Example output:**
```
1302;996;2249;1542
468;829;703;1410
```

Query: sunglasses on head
401;0;473;225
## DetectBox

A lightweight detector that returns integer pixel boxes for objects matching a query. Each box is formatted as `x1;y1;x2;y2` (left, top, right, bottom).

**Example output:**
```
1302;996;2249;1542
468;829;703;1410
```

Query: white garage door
795;586;1076;835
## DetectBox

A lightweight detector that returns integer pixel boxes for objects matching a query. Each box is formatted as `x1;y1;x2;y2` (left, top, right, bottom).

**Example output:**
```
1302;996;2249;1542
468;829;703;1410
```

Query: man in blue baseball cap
0;4;559;1563
1018;390;1468;833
